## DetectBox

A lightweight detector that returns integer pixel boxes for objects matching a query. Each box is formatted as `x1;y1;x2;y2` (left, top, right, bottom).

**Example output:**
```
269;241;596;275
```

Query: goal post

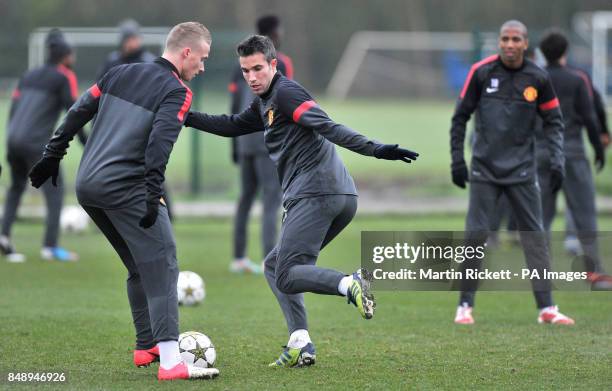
326;31;499;100
28;26;169;70
592;11;612;104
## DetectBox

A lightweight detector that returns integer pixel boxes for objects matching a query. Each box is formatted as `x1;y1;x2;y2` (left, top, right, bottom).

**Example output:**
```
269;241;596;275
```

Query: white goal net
591;11;612;104
28;26;169;81
327;31;498;100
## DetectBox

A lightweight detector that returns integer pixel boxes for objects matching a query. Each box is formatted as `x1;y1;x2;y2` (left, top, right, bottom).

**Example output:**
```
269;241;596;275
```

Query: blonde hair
165;22;211;52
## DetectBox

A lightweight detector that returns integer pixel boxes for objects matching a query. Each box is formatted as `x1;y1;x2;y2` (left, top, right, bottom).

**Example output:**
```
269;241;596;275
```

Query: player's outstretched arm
29;84;101;188
185;99;264;138
276;84;418;162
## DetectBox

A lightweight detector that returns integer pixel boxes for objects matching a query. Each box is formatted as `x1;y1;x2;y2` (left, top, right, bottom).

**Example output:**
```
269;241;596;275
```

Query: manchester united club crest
523;86;538;102
267;109;274;126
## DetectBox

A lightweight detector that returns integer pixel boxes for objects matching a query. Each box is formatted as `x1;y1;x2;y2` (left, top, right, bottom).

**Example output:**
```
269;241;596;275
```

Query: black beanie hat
46;28;72;64
119;19;141;45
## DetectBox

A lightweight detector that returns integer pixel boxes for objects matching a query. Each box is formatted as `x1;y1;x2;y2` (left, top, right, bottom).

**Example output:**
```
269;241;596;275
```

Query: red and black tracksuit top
451;55;565;184
43;57;191;209
535;64;603;162
8;63;85;154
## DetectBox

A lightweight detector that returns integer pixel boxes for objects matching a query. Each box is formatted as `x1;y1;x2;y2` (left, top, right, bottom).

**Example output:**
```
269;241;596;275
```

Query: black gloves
29;157;61;188
374;144;419;163
594;148;606;172
451;160;469;189
139;199;160;229
550;169;564;193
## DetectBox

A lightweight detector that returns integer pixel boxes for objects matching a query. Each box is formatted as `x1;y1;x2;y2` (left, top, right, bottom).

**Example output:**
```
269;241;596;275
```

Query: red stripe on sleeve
177;89;192;122
171;72;194;122
11;88;20;99
57;64;79;100
89;84;101;98
459;55;499;98
228;82;237;93
539;97;560;111
292;100;317;123
573;69;594;99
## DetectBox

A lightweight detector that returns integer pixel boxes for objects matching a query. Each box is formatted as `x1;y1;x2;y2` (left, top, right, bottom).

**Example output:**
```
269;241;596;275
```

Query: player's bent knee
275;269;297;294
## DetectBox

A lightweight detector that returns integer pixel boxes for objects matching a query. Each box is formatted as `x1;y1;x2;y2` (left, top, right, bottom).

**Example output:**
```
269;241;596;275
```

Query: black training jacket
8;63;85;153
450;55;565;184
535;64;603;161
44;57;191;209
187;72;380;203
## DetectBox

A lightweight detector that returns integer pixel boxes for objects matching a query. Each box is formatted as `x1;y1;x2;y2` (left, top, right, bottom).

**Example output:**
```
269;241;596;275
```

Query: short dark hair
236;35;276;62
500;20;528;39
256;15;280;36
539;29;568;64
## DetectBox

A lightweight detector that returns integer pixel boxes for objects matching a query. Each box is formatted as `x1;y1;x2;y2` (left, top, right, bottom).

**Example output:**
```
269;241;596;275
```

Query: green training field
1;93;611;201
1;214;610;390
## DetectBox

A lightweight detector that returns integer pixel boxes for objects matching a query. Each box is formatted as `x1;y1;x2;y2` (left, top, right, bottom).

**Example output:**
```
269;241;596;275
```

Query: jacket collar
260;71;282;100
497;56;527;72
154;57;180;76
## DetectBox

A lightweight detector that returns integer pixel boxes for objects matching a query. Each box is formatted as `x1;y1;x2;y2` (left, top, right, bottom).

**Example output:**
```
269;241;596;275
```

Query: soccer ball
177;271;205;306
60;206;89;233
178;331;216;368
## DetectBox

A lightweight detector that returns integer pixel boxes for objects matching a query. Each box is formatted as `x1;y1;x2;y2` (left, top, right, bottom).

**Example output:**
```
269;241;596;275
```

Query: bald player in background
450;20;574;325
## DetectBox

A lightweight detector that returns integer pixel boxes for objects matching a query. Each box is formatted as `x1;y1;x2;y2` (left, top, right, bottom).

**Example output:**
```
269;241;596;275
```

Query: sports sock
337;275;352;296
287;329;311;349
158;340;183;370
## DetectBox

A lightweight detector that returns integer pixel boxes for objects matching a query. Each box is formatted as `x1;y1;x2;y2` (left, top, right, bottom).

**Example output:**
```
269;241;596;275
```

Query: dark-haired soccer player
537;29;611;289
2;28;86;263
186;35;418;367
227;15;292;274
29;22;219;381
450;20;574;324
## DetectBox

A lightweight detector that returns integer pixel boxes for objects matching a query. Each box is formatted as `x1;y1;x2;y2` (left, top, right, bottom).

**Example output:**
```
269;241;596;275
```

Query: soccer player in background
29;22;219;380
227;15;292;274
186;35;419;367
96;19;157;79
562;68;610;256
96;19;175;220
450;20;574;325
2;29;86;263
537;30;611;289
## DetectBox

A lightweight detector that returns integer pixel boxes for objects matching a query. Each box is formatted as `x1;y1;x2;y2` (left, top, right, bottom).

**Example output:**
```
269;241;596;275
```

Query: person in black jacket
29;22;218;381
2;28;86;263
186;35;418;368
228;15;292;274
96;19;157;80
537;30;611;290
450;20;574;325
562;69;610;257
96;20;176;220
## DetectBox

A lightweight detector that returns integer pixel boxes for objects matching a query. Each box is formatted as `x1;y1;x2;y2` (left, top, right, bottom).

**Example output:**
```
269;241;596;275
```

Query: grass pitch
1;214;610;390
